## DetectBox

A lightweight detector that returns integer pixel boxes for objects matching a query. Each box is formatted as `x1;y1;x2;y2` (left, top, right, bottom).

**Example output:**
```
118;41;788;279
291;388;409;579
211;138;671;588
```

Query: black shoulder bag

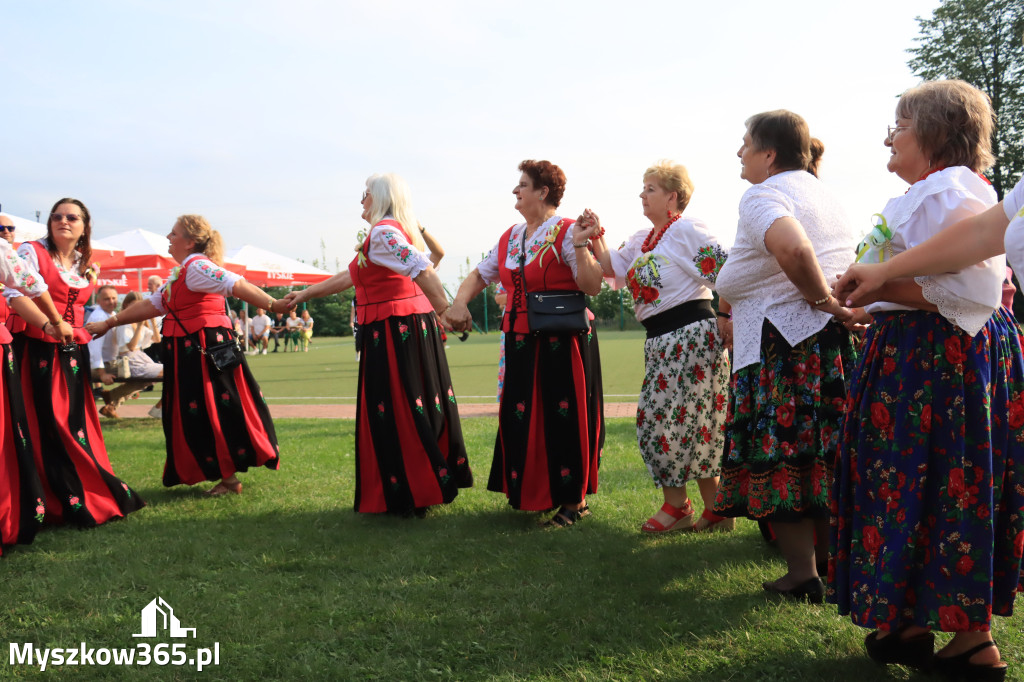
163;293;244;373
519;226;589;335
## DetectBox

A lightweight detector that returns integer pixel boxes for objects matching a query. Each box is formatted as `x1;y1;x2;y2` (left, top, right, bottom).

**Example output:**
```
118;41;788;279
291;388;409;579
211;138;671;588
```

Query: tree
908;0;1024;199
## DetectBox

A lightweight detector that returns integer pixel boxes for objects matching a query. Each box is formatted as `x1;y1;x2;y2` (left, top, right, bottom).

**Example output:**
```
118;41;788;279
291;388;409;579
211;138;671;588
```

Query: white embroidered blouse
715;170;859;371
476;215;583;284
147;253;244;313
362;219;433;279
864;167;1002;335
606;216;727;322
0;239;47;298
6;238;83;300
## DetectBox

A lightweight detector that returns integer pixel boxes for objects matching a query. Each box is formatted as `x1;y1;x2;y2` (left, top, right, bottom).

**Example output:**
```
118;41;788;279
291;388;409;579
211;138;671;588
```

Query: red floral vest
348;220;433;325
7;241;93;344
161;257;233;336
498;218;580;334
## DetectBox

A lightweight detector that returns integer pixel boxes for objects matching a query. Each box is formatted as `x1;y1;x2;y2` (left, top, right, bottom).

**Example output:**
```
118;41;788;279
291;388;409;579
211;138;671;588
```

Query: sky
2;0;941;289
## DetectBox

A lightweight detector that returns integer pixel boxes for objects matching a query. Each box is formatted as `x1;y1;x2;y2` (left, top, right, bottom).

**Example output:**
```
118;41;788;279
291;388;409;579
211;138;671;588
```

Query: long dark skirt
488;327;605;511
161;327;280;486
355;312;471;514
829;309;1024;632
713;319;857;521
0;340;45;552
13;336;144;526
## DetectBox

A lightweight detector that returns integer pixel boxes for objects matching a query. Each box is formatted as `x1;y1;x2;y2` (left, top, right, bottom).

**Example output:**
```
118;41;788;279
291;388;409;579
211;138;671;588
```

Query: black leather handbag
164;295;244;373
517;229;590;335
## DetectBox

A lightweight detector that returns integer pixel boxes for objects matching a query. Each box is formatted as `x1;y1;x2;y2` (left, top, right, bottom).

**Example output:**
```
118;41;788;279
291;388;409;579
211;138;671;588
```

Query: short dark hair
745;110;824;177
518;160;566;208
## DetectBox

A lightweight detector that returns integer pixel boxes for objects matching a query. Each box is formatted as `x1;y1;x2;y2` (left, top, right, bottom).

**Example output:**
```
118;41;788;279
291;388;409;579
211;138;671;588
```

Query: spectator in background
249;307;272;354
300;308;314;352
285;309;302;351
270;310;286;352
144;275;164;363
86;284;137;419
0;214;16;324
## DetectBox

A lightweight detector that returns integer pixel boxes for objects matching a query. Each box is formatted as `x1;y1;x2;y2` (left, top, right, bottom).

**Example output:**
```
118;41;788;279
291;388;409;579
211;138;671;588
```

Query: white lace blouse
477;216;583;284
715;170;859;371
606;216;727;322
864;167;1002;335
1002;174;1024;277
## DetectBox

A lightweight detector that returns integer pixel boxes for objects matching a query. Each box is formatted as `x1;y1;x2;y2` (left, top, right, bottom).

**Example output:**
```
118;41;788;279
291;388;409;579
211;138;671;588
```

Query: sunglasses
51;213;82;223
0;225;14;232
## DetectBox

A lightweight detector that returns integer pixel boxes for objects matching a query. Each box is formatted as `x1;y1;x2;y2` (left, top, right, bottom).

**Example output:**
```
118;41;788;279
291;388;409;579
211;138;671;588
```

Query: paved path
111;402;639;420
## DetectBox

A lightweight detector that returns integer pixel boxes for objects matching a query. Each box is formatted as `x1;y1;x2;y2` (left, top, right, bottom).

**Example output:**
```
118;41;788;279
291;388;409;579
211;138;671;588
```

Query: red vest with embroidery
7;241;93;344
498;218;580;334
0;294;9;343
348;220;433;325
161;257;233;336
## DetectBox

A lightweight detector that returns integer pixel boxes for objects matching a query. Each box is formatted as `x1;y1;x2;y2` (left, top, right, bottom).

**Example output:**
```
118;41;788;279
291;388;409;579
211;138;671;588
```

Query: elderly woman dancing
828;80;1019;681
448;160;606;527
284;173;470;516
87;215;281;496
575;160;731;533
712;112;859;601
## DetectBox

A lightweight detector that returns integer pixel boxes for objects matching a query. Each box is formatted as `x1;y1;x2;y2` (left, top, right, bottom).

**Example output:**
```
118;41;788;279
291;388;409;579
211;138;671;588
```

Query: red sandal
693;508;735;532
641;500;694;533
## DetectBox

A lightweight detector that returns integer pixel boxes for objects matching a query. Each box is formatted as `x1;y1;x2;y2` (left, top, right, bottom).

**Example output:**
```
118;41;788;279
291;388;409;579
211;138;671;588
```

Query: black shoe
864;628;934;670
934;641;1007;682
761;577;824;603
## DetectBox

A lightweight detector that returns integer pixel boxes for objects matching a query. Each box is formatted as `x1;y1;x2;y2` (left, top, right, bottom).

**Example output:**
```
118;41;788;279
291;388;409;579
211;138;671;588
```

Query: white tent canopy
224;244;332;286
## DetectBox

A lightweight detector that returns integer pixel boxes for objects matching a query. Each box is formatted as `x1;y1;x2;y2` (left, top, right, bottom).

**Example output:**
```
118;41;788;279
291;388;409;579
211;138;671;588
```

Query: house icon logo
133;597;197;638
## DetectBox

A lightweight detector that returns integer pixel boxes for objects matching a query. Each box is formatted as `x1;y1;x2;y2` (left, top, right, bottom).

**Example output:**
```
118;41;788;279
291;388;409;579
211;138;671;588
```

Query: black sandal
864;626;934;670
935;640;1007;682
542;506;584;528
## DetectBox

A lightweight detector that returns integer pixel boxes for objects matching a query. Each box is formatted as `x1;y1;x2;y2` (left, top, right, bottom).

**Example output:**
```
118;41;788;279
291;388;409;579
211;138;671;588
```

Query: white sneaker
262;349;268;355
148;406;162;419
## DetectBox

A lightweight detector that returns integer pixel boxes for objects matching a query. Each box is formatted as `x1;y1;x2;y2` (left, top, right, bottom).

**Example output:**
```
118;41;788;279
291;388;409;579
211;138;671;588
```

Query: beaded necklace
640;211;682;253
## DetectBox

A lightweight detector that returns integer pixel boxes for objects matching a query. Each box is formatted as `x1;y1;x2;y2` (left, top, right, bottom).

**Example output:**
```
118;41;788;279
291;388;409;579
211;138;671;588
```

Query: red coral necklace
641;211;682;253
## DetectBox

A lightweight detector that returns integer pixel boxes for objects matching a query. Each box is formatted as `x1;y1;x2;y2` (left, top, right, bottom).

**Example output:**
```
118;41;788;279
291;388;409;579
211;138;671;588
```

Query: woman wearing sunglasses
6;198;145;527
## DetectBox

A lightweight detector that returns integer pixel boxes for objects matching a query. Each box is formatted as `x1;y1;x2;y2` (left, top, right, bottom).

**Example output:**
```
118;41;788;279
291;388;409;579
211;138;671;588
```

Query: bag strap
161;291;238;356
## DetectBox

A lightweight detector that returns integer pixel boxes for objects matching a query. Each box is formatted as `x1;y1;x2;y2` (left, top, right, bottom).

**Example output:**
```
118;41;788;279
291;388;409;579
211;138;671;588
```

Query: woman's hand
716;317;733;352
281;292;304;310
842;307;873;335
84;321;109;338
50;321;75;344
833;262;889;308
445;301;473;332
573;209;602;241
814;295;855;324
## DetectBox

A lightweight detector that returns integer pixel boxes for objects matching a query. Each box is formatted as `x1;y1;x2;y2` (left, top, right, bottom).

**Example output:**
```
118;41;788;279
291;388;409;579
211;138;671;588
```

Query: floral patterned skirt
161;327;280;487
713;319;857;521
13;336;144;527
636;318;730;487
355;312;471;514
488;327;604;511
829;309;1024;631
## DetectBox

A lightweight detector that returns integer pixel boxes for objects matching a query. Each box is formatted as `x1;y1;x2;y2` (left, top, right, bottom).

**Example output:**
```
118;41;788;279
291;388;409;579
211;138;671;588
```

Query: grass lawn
5;419;1023;680
216;332;647;404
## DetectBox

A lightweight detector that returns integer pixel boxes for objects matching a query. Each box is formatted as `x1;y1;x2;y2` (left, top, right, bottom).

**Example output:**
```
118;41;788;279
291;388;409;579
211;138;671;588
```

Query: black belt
641;300;715;339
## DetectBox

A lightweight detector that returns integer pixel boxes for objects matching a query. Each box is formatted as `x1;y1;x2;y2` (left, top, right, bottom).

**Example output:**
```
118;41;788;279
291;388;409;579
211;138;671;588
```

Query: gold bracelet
810;295;830;306
267;297;275;310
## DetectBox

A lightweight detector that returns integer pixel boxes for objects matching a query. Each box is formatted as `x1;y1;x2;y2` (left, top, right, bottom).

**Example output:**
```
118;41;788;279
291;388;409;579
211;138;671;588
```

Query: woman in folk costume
8;198;144;526
283;173;470;516
87;215;281;496
447;160;606;528
0;237;76;552
829;80;1021;681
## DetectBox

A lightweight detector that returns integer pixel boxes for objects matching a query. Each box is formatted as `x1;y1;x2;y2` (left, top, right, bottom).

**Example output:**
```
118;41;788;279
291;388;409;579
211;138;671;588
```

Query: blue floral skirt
713;319;857;521
829;309;1024;632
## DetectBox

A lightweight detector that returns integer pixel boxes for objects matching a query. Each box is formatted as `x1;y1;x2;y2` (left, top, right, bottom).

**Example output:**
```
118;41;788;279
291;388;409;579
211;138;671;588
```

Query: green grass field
5;419;1024;680
226;332;647;404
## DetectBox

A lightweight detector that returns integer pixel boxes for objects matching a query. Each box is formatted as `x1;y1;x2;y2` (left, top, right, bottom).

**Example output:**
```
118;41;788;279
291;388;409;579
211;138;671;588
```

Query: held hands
84;320;108;338
716;317;733;352
573;209;602;241
280;292;303;311
444;302;473;333
832;262;888;308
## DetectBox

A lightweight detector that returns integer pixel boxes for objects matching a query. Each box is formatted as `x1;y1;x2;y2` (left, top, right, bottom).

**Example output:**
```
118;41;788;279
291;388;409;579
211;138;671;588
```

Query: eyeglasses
887;125;910;142
0;225;14;232
51;213;82;223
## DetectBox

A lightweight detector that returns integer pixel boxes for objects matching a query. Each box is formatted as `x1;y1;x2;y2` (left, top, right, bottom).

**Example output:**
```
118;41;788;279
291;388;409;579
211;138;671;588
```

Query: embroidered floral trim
626;253;665;306
692;244;728;282
381;231;413;264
